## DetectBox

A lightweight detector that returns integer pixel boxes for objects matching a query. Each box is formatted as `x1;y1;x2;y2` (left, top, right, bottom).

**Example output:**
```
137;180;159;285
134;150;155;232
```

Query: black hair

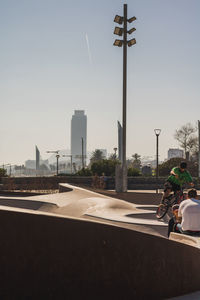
180;162;187;169
188;189;197;199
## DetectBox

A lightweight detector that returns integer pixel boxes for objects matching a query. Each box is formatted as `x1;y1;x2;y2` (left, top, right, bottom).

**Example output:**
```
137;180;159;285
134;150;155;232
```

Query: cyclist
161;161;194;203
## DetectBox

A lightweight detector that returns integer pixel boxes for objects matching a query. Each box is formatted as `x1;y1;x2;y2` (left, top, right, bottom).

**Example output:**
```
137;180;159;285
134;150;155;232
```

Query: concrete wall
1;176;166;191
0;209;200;299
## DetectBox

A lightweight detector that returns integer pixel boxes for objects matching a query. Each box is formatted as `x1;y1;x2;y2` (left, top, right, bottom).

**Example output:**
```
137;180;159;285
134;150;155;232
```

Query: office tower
71;110;87;168
35;145;40;170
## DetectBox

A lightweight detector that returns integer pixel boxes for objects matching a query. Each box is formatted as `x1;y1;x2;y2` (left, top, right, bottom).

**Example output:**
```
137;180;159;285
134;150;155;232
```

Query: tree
0;168;7;177
75;168;92;176
158;157;198;177
108;153;117;160
131;153;141;170
127;167;140;176
174;123;197;157
90;149;105;164
91;159;119;176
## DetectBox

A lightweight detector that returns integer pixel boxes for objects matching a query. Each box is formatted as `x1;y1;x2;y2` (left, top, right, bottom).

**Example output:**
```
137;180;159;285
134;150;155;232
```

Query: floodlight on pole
114;26;123;36
128;16;136;23
113;39;123;47
114;15;124;24
127;38;136;47
113;4;137;193
128;27;136;34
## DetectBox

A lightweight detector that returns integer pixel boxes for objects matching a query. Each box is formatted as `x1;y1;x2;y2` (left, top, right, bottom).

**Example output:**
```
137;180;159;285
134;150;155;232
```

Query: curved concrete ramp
0;208;199;299
53;184;167;227
169;232;200;248
0;184;200;298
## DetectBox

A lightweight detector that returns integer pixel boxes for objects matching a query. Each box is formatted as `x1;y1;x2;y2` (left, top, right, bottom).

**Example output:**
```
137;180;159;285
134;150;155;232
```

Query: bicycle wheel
156;204;169;219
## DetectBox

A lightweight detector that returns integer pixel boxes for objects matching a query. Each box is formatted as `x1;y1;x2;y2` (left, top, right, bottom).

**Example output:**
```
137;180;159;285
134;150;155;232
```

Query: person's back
179;198;200;231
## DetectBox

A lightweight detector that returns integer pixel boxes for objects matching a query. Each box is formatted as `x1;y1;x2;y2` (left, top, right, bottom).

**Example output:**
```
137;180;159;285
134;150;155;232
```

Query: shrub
127;167;141;176
75;168;92;176
91;159;120;176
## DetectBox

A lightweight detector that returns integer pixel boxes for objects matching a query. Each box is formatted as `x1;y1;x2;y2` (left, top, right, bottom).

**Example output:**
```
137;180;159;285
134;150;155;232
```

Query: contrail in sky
85;33;92;65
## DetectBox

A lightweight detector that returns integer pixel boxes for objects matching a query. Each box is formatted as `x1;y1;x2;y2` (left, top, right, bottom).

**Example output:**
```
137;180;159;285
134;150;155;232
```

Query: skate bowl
0;184;199;299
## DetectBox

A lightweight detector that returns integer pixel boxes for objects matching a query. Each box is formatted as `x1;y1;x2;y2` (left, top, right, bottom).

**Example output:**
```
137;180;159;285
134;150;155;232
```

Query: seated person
168;204;180;237
176;189;200;236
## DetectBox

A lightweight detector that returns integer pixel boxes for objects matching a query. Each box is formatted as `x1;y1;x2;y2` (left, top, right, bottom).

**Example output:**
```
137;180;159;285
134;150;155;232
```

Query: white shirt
178;198;200;231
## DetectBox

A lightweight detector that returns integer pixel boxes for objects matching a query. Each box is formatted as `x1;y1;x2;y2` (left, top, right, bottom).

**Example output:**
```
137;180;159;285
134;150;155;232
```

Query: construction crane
46;150;60;175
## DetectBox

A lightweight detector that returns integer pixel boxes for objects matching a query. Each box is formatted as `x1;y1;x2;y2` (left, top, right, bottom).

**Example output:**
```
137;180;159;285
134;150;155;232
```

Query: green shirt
167;167;193;187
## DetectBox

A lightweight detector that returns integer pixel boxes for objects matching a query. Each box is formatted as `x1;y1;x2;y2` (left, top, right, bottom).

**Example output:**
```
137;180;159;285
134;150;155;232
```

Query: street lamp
46;150;60;175
113;147;117;159
113;4;137;192
154;129;161;192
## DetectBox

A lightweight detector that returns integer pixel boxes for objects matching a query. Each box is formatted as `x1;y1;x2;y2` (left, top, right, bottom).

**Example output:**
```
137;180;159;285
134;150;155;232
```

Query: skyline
1;0;200;165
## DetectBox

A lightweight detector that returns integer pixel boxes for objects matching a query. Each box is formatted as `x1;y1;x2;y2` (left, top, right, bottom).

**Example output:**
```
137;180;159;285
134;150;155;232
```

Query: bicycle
156;189;186;219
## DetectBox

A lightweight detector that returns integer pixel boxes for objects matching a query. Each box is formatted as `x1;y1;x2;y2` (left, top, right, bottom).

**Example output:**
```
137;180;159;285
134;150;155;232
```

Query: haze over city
1;0;200;165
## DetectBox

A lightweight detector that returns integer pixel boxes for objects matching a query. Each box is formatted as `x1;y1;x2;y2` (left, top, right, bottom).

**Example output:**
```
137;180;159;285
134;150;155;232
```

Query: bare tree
174;123;197;157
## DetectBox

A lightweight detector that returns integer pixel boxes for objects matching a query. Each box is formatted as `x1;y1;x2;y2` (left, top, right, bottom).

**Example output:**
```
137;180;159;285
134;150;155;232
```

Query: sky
1;0;200;165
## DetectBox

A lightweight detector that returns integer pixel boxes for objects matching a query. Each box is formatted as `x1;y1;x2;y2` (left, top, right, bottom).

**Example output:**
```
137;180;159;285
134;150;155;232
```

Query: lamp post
113;147;117;159
154;129;161;192
113;4;136;192
46;150;60;175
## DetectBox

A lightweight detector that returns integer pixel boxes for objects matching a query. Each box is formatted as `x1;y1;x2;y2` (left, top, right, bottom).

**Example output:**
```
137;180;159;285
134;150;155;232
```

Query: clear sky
1;0;200;165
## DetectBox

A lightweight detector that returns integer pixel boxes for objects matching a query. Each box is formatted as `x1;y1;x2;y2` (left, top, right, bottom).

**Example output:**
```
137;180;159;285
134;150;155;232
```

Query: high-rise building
35;145;40;170
168;148;184;159
71;110;87;168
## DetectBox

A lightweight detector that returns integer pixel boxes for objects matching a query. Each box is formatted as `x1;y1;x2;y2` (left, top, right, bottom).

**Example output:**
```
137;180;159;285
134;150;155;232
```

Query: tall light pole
154;129;161;192
198;120;200;182
46;150;60;175
113;4;136;192
113;147;117;159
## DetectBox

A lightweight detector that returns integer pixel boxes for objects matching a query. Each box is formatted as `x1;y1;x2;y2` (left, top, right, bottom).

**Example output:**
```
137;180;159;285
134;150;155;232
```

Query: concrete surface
0;183;200;299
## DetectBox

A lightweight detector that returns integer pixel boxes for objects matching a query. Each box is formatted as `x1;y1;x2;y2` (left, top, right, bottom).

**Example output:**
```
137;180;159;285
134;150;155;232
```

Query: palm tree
90;149;105;163
131;153;141;170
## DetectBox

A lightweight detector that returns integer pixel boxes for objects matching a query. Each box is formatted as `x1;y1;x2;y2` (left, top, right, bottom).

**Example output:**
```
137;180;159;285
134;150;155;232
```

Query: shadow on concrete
127;213;156;220
0;199;57;211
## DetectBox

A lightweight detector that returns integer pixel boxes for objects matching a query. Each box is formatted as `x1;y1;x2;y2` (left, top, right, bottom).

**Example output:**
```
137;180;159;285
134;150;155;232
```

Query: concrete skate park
0;184;200;299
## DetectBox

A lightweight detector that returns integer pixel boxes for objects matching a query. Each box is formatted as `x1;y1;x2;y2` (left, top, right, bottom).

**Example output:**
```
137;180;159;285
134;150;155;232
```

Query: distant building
141;165;152;176
36;146;40;170
168;148;184;159
71;110;87;168
25;160;36;169
98;149;107;159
